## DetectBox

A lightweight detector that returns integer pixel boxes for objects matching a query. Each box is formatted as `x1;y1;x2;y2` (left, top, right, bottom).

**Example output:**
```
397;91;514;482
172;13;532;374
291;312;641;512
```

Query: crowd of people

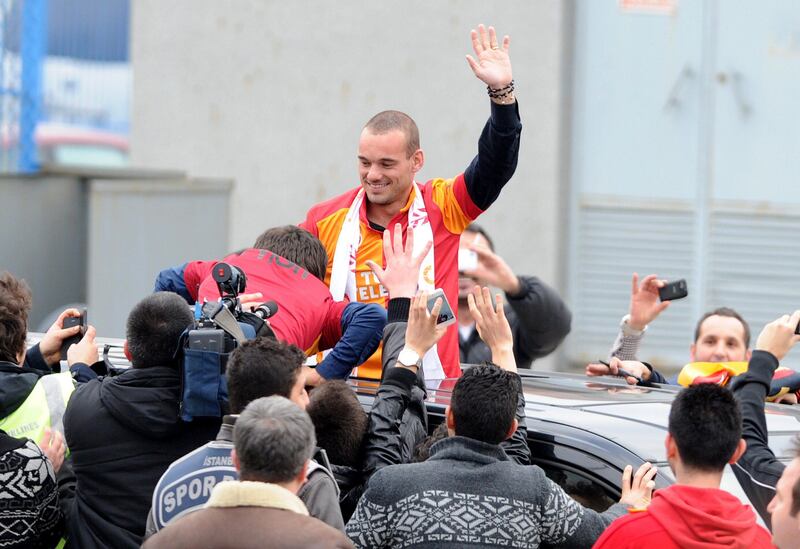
3;21;800;549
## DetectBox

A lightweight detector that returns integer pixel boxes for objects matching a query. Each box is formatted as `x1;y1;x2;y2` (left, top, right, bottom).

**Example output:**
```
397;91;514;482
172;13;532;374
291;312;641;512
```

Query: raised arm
609;273;670;361
466;285;530;464
731;310;800;527
460;25;522;211
362;225;439;476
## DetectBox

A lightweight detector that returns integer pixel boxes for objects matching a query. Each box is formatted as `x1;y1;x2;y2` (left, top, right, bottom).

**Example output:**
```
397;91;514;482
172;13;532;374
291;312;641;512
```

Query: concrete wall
131;1;573;365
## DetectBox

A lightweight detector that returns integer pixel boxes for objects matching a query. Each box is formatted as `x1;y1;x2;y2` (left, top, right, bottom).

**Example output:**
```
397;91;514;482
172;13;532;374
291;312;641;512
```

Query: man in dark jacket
346;284;656;548
729;310;800;529
63;292;220;549
457;224;571;368
143;396;352;549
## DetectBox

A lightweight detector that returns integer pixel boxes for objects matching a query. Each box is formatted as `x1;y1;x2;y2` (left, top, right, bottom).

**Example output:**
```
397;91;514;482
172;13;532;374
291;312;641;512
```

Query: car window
534;457;618;512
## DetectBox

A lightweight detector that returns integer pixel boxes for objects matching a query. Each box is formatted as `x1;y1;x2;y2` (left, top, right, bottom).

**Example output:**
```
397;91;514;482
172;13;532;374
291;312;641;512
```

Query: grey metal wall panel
708;209;800;369
570;203;697;370
0;175;87;328
88;178;232;337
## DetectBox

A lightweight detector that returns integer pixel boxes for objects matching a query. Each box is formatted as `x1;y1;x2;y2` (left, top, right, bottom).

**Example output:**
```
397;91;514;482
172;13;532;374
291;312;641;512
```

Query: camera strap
201;302;248;344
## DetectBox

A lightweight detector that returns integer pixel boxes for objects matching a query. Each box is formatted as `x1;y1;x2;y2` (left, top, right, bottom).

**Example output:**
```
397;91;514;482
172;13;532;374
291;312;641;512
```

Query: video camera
181;262;279;421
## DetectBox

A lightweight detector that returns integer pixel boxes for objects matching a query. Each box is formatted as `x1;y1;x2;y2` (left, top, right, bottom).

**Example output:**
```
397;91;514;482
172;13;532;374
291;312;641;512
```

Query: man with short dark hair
301;24;522;382
346;280;657;548
306;380;368;469
143;396;352;549
154;225;385;384
456;223;571;368
147;335;343;536
63;292;221;549
594;383;771;548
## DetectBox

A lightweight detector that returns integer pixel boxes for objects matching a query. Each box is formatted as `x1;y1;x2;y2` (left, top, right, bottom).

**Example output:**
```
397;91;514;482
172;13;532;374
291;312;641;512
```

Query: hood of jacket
98;366;185;438
0;362;44;417
649;484;765;548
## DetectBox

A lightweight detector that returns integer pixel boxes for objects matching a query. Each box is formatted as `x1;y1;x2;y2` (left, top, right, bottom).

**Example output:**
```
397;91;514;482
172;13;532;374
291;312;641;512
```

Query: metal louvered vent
708;210;800;370
568;203;698;372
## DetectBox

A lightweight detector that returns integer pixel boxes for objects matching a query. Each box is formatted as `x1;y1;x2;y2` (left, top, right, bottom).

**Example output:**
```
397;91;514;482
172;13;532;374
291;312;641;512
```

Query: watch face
398;349;421;366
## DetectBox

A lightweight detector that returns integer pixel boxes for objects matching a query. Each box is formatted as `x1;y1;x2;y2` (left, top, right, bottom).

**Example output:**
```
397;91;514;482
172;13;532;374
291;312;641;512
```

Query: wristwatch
397;348;423;369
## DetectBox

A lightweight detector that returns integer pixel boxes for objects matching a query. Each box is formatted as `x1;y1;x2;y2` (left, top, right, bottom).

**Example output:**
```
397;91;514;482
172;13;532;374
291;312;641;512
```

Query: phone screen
427;289;456;326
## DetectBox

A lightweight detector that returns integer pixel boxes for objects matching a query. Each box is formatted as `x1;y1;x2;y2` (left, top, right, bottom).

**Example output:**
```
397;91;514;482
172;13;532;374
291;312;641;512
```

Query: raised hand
629;273;670;331
465;24;513;89
756;310;800;362
467;286;515;372
461;239;520;294
404;291;448;360
366;224;432;299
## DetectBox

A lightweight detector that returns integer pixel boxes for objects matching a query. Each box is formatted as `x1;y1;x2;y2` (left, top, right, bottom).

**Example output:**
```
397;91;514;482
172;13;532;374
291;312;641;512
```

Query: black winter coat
63;366;219;549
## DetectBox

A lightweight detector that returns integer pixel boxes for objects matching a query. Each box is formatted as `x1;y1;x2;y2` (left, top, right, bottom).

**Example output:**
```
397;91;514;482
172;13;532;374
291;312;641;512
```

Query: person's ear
689;343;697;362
231;448;240;474
411;149;425;174
123;340;132;362
745;349;753;361
445;405;455;434
504;418;518;441
729;439;747;464
665;433;678;460
295;460;310;485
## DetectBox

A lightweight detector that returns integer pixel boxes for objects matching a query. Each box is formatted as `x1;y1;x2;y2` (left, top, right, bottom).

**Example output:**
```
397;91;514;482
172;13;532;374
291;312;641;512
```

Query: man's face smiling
690;314;751;363
358;128;422;214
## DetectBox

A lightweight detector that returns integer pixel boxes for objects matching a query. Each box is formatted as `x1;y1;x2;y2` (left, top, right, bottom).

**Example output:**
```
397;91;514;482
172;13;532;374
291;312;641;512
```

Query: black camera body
179;262;277;421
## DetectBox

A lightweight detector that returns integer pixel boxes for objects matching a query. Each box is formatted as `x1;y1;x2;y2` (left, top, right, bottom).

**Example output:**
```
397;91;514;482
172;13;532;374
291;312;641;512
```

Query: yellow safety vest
0;372;74;443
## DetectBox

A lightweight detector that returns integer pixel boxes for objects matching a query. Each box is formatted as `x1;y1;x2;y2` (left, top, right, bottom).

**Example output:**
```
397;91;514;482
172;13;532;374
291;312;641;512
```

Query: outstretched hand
367;224;432;299
465;24;513;89
467;286;515;372
585;357;651;385
628;273;670;331
756;310;800;362
618;462;658;508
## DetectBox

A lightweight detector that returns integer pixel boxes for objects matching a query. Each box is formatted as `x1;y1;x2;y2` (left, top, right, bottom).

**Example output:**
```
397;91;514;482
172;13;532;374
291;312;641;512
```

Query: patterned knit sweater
0;432;62;549
346;436;627;548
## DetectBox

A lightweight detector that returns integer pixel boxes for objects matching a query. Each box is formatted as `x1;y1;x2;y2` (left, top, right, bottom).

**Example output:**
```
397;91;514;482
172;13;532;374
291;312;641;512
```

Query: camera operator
63;292;221;549
146;336;344;537
155;225;386;385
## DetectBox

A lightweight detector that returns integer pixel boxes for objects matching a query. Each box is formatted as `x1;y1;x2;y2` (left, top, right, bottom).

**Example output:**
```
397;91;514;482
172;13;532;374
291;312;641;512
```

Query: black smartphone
796;320;800;336
658;279;688;302
60;309;87;360
427;289;456;327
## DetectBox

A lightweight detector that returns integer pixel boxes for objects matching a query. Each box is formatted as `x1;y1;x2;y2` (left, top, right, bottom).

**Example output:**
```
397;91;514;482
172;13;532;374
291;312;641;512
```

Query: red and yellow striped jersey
301;173;482;379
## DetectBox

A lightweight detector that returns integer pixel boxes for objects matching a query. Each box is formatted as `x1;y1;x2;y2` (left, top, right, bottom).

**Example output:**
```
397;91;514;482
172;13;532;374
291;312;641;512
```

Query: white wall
131;0;572;366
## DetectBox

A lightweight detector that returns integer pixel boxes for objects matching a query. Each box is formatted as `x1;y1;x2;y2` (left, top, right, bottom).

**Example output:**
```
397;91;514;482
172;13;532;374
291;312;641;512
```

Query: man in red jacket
593;383;771;549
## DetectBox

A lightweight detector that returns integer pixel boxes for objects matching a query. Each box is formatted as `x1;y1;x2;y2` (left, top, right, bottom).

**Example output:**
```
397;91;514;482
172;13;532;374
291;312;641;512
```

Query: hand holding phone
426;289;456;327
60;310;87;360
658;279;688;302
